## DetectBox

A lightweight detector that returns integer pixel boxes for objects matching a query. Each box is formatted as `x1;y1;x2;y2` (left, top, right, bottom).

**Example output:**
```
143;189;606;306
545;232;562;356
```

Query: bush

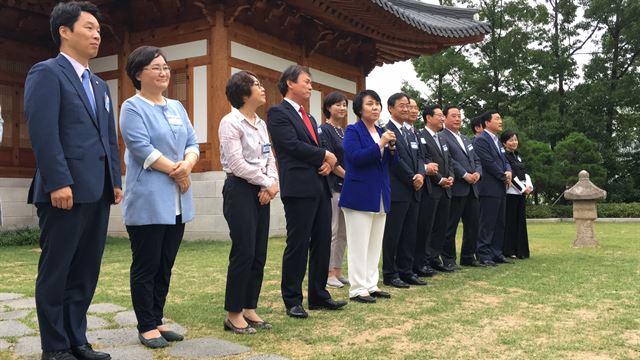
527;203;640;218
0;227;40;246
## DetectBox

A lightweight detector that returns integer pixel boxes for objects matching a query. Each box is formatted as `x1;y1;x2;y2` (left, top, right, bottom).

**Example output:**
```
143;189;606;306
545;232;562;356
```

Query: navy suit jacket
473;130;511;197
25;54;121;204
442;128;482;198
385;121;425;202
416;128;454;198
267;99;330;198
339;120;396;213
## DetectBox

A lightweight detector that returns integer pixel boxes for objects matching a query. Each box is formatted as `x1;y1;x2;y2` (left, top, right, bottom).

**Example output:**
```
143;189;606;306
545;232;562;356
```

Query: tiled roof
374;0;491;38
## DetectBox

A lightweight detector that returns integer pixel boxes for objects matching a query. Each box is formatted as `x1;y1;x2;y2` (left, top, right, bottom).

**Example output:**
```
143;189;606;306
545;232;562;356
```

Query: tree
554;132;607;189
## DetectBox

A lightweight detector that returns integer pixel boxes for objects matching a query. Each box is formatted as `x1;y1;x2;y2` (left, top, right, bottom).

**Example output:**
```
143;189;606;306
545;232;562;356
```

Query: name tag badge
500;147;506;153
262;143;272;154
467;144;474;151
317;127;323;135
410;141;418;150
104;93;110;112
442;144;449;152
517;156;522;162
420;137;427;144
168;115;182;126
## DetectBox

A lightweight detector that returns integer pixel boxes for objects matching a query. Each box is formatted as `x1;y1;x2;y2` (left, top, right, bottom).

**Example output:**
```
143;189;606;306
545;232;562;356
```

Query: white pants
329;191;347;270
343;203;387;298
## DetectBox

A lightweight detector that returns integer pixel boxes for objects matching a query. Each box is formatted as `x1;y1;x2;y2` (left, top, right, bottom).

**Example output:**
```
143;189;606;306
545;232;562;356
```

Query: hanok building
0;0;489;239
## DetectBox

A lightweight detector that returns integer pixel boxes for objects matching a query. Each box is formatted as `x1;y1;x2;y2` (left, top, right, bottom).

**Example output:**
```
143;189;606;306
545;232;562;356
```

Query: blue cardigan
339;120;396;213
120;95;199;225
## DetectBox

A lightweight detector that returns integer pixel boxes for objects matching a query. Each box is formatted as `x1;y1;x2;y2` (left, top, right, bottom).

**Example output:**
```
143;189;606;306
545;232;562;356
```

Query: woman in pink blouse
219;71;279;334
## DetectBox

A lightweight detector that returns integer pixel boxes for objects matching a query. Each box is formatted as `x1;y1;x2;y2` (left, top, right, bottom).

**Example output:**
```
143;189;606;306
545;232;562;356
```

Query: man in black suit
414;105;455;273
382;93;427;288
24;2;122;359
441;106;483;267
473;110;514;266
267;65;347;318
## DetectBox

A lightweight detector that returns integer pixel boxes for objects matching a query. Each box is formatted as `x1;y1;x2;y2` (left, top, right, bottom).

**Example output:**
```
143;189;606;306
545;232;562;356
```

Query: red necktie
299;106;318;144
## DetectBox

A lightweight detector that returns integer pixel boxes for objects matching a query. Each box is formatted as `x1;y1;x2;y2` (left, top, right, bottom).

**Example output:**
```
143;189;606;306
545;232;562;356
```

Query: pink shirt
219;108;278;188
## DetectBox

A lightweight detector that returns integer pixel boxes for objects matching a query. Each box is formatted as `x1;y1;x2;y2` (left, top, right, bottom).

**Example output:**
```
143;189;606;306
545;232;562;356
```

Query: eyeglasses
253;81;264;88
144;65;171;74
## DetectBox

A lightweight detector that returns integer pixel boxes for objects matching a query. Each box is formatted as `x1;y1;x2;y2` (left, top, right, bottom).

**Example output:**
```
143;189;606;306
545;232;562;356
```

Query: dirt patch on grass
622;330;640;346
563;351;614;360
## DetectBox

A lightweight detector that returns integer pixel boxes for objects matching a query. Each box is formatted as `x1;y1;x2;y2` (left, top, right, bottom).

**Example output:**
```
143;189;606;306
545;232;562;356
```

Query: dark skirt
503;194;530;259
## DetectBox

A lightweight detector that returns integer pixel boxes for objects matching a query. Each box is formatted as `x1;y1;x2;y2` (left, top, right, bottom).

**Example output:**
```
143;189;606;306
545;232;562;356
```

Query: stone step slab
0;310;30;321
168;337;250;358
88;303;127;314
0;320;35;338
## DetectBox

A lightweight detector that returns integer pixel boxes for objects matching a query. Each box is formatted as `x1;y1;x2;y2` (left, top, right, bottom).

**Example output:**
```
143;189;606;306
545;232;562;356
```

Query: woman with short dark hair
120;45;199;348
318;91;349;288
339;89;397;303
500;131;532;259
219;71;279;334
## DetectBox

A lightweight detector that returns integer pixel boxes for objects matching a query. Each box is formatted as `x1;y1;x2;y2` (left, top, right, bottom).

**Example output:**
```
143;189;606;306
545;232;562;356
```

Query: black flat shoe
350;295;376;303
308;298;347;310
223;318;256;334
71;344;110;360
243;316;273;330
400;275;428;286
286;305;309;318
383;278;410;288
415;265;436;277
159;330;184;342
369;290;391;299
138;333;169;348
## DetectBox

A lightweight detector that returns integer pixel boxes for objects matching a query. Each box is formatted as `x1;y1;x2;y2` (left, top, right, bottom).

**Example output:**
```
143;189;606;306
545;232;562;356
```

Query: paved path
0;293;289;360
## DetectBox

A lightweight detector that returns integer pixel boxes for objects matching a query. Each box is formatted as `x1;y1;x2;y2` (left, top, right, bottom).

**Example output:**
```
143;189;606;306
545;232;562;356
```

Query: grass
0;223;639;359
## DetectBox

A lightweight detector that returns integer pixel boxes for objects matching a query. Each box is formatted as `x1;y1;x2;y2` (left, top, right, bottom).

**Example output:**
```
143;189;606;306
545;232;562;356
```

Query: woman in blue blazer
339;89;397;303
120;46;199;348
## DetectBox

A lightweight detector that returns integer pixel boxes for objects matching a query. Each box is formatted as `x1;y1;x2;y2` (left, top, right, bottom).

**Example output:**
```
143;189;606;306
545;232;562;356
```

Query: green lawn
1;223;639;359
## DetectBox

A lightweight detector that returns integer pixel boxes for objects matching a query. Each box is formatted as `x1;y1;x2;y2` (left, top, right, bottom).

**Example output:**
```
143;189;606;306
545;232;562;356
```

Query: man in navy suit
382;93;426;288
267;65;347;319
473;110;513;266
414;105;455;273
442;106;483;267
24;2;122;359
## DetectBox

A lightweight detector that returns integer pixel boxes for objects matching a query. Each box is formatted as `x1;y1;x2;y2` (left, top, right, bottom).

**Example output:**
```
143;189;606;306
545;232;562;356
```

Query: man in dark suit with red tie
267;65;347;318
473;110;514;266
24;2;122;359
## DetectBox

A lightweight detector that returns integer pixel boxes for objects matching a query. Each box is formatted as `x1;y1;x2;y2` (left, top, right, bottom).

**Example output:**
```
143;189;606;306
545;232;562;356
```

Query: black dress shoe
442;263;457;272
138;333;169;348
71;344;110;360
223;318;256;334
159;330;184;341
286;304;309;318
494;256;514;264
369;290;391;299
415;265;436;277
308;298;347;310
350;295;376;303
243;316;273;330
384;278;410;288
42;351;77;360
431;262;454;272
460;259;485;267
401;275;428;286
479;259;497;266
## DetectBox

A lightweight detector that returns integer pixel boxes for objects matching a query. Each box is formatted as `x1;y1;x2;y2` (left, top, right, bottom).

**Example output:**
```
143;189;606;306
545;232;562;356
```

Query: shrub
527;203;640;218
0;227;40;247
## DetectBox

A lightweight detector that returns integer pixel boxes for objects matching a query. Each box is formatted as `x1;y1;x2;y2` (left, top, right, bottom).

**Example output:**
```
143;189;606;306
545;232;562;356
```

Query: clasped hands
318;150;338;176
258;182;279;205
170;160;194;193
463;172;481;184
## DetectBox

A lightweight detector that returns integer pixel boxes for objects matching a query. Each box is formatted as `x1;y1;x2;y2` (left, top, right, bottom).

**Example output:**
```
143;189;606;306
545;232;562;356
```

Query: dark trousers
35;196;110;352
281;196;332;308
223;176;270;313
414;193;450;269
126;216;184;333
383;199;419;281
477;195;506;261
504;194;530;258
445;192;480;263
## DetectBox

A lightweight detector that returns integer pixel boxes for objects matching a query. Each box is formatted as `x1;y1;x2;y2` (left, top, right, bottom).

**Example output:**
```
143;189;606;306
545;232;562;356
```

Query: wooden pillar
118;32;135;174
208;10;230;171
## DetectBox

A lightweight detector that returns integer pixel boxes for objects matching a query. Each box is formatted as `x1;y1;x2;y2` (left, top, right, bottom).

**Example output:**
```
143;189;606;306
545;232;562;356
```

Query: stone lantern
563;170;607;247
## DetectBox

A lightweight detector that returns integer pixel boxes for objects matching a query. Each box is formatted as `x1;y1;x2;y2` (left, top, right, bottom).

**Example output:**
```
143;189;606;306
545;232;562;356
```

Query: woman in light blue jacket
120;46;198;349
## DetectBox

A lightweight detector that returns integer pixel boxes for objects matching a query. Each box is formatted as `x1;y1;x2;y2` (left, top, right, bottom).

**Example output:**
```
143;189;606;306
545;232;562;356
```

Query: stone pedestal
564;171;607;247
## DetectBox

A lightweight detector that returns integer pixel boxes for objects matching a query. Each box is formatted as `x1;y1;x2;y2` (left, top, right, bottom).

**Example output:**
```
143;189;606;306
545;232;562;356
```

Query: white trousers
343;203;387;298
329;191;347;270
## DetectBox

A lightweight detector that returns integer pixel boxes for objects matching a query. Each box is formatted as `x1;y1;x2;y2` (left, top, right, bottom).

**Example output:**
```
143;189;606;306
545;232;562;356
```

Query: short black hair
353;89;382;118
126;46;167;90
322;91;348;119
387;92;409;109
277;65;311;97
225;71;259;109
422;104;442;121
50;1;101;49
478;110;499;128
500;130;517;144
469;116;484;133
443;105;460;117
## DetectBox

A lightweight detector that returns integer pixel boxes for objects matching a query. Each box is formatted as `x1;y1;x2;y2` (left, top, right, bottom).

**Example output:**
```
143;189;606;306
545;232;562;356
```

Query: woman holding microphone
339;89;397;304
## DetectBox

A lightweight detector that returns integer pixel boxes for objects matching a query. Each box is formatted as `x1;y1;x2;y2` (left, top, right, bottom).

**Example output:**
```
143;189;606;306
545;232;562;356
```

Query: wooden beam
208;10;229;171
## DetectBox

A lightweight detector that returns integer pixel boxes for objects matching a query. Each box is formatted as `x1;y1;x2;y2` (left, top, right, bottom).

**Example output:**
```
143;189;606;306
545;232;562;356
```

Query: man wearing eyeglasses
24;2;121;359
